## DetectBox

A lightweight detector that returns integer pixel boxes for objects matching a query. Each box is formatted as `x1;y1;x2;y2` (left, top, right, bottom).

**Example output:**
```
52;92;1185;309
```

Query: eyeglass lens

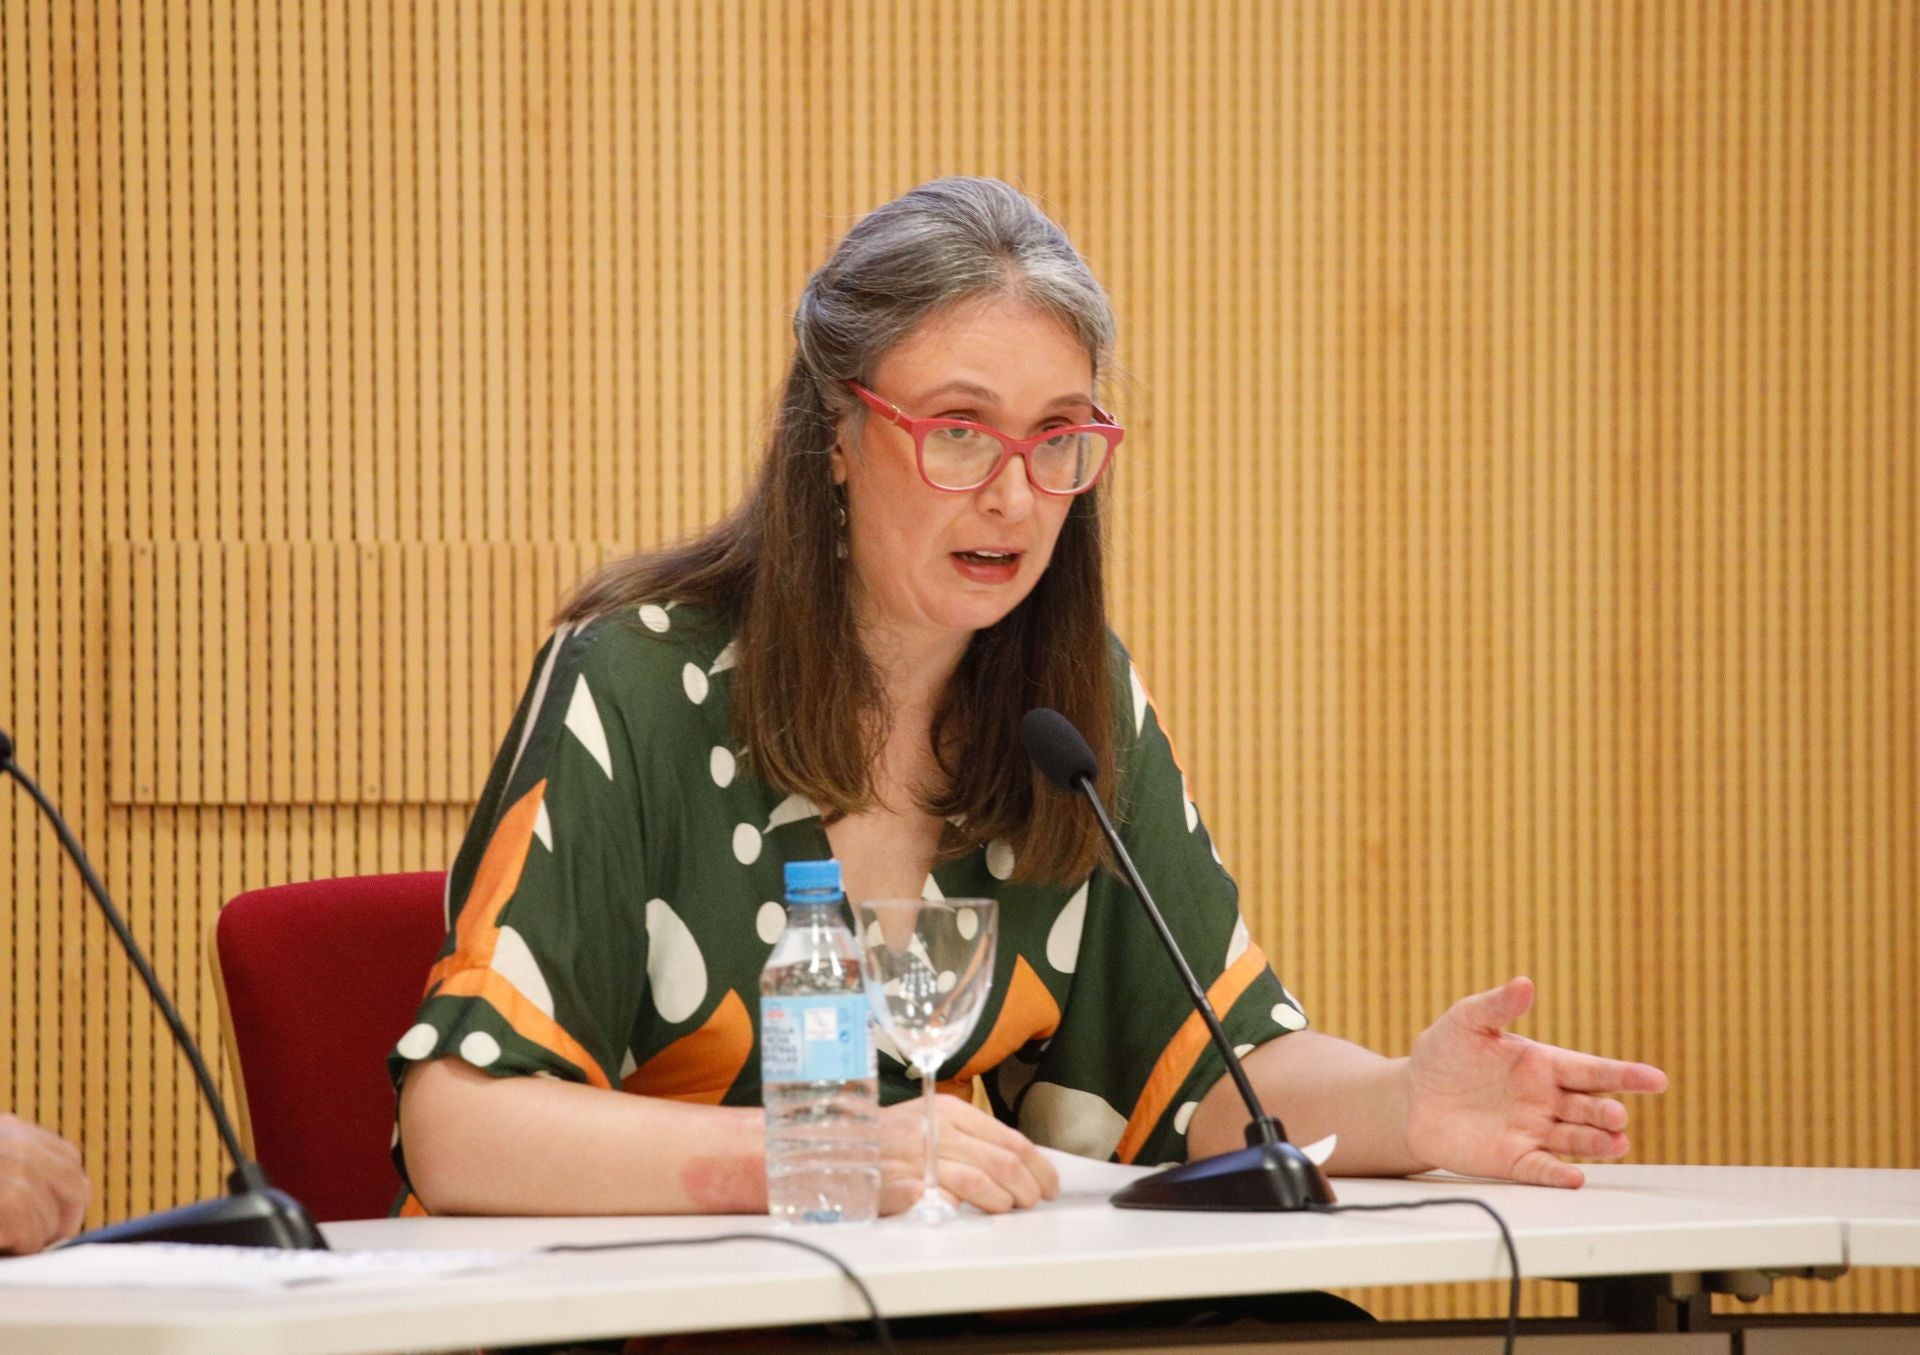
923;426;1105;493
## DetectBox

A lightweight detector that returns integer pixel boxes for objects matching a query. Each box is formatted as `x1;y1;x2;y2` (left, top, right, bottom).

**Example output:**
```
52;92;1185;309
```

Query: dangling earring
833;497;849;560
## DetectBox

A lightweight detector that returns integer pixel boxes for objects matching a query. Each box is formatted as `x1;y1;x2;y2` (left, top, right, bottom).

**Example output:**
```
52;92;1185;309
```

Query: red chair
212;872;448;1223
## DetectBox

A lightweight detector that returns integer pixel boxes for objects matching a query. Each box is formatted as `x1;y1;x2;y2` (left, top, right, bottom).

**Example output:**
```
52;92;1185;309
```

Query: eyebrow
909;380;1094;417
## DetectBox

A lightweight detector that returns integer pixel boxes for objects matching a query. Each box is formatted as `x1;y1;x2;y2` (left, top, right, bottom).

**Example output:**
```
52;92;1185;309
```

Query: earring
833;499;849;560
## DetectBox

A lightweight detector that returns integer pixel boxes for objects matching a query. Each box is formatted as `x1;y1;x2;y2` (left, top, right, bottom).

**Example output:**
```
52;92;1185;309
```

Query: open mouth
953;550;1021;565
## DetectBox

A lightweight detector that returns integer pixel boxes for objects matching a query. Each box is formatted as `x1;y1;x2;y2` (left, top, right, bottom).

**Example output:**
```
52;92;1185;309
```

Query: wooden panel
104;541;615;805
3;0;1913;1322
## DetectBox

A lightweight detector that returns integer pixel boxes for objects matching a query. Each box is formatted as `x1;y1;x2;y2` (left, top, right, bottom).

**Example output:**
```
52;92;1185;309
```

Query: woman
394;177;1665;1218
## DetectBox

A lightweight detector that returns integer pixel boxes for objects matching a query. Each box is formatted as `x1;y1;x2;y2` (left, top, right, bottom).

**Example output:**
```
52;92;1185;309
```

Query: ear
829;440;849;485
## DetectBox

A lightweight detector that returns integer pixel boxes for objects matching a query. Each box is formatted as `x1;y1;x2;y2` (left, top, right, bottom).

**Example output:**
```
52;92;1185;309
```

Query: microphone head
0;725;13;766
1020;708;1100;791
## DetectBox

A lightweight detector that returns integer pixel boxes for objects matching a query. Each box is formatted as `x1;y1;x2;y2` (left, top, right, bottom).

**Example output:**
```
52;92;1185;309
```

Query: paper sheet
0;1242;531;1291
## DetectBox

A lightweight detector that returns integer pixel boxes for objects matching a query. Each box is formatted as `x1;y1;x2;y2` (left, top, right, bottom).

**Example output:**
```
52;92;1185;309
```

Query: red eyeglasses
847;381;1123;496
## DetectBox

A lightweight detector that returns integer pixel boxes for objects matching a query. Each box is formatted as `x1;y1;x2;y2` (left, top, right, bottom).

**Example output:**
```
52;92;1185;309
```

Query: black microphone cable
1309;1194;1521;1354
542;1232;896;1352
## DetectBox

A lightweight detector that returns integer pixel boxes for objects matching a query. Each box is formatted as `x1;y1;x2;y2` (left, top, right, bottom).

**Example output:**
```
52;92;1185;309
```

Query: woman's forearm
399;1057;768;1215
1186;1029;1428;1177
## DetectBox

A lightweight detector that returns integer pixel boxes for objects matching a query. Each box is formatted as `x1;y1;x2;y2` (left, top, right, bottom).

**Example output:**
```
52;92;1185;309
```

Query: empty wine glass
852;897;999;1225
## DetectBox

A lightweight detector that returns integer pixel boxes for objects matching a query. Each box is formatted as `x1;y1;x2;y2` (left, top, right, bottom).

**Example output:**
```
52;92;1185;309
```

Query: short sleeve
1016;636;1307;1166
388;618;654;1102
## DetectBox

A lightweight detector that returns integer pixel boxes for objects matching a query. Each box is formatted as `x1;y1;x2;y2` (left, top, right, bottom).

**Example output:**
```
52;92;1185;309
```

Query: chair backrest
212;872;447;1223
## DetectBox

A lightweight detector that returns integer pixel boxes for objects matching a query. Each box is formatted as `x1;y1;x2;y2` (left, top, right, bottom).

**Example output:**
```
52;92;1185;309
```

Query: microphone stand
1068;773;1334;1211
1;727;327;1249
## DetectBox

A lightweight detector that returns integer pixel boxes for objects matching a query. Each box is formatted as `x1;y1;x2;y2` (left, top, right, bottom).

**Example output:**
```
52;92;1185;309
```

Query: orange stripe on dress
1112;944;1271;1164
941;956;1060;1094
434;967;613;1090
425;779;547;991
623;990;753;1106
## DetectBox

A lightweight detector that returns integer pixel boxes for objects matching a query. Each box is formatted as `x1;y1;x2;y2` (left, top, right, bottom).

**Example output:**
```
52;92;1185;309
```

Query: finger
0;1184;59;1256
50;1160;90;1242
1457;976;1534;1032
932;1112;1049;1208
938;1160;1017;1214
1555;1054;1669;1095
1510;1148;1584;1190
935;1100;1058;1200
1543;1123;1630;1160
1556;1092;1629;1132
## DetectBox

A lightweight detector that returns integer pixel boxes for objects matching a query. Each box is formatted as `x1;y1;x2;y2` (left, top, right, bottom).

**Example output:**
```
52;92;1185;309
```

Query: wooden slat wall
104;541;614;805
2;0;1912;1320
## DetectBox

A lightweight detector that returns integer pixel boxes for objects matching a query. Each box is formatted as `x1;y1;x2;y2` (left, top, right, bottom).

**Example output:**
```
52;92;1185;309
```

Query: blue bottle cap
784;859;842;893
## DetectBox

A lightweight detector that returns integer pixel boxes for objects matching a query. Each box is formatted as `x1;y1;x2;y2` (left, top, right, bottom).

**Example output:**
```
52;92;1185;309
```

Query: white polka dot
732;822;762;864
533;800;554;851
921;874;944;901
564;676;615;779
955;907;979;940
1233;1043;1255;1059
638;603;671;633
864;919;884;947
491;925;555;1018
682;662;710;704
1185;798;1200;833
936;970;957;993
1272;1001;1308;1031
1018;1083;1129;1160
710;745;737;787
459;1031;502;1067
620;1048;638;1081
1210;838;1222;865
985;839;1016;881
709;641;737;674
397;1022;439;1060
1225;916;1251;970
756;901;786;944
1046;880;1090;973
1173;1100;1200;1135
1129;665;1149;734
645;898;709;1024
766;793;819;830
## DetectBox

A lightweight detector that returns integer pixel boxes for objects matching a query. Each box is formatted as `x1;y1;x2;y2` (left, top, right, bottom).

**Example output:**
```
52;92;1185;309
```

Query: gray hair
792;177;1116;437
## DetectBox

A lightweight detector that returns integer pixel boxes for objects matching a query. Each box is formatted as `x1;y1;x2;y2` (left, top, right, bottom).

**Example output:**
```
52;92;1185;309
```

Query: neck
854;612;971;724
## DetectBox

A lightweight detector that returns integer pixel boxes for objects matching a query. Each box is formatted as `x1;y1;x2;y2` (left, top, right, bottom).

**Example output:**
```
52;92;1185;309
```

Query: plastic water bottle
760;859;880;1223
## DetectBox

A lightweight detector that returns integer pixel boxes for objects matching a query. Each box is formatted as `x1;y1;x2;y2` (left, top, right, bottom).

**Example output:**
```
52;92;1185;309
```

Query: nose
976;451;1038;522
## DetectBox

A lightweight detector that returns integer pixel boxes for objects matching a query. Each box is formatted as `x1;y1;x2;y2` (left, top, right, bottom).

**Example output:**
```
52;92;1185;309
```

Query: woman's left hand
1404;976;1668;1188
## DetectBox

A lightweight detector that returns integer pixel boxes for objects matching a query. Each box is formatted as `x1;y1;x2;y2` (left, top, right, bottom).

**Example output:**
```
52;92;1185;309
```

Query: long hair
560;178;1116;885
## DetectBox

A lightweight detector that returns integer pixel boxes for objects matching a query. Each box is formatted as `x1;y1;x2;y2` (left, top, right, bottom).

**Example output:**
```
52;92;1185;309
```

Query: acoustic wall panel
105;541;615;805
3;0;1913;1321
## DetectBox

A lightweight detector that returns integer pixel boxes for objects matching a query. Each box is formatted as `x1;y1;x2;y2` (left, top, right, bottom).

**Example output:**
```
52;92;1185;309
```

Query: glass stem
921;1065;939;1201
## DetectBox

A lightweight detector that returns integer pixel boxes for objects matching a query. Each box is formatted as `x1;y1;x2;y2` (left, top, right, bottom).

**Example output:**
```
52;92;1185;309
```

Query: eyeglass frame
845;381;1123;496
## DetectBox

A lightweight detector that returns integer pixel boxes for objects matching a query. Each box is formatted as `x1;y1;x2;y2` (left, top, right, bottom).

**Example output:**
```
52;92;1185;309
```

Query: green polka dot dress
388;605;1308;1212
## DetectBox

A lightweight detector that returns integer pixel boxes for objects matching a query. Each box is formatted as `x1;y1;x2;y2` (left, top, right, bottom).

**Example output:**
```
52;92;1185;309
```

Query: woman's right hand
877;1094;1060;1215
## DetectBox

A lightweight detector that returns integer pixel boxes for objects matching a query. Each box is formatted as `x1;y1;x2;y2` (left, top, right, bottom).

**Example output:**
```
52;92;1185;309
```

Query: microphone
0;726;326;1249
1020;708;1334;1211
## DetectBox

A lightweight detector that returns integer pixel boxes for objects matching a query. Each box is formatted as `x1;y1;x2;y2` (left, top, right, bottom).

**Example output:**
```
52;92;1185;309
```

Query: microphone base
70;1187;328;1250
1112;1140;1337;1212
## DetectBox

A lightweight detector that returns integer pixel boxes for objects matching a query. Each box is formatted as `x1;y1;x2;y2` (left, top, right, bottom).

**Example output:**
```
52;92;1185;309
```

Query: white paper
0;1242;531;1291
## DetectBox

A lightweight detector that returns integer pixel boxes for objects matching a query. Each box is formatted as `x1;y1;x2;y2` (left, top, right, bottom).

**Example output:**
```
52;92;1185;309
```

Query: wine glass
852;897;999;1225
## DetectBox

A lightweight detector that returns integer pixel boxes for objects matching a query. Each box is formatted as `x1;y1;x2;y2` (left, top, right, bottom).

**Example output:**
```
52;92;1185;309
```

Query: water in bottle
760;858;880;1223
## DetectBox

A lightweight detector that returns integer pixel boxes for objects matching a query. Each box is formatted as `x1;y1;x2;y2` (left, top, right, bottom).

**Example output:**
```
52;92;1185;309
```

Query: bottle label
760;994;876;1082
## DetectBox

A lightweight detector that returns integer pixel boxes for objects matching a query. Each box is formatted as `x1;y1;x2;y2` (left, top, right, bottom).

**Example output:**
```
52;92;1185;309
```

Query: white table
0;1165;1908;1355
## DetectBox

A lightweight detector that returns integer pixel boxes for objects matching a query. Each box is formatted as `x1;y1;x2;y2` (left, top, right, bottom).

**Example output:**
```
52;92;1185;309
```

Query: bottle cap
784;859;842;894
